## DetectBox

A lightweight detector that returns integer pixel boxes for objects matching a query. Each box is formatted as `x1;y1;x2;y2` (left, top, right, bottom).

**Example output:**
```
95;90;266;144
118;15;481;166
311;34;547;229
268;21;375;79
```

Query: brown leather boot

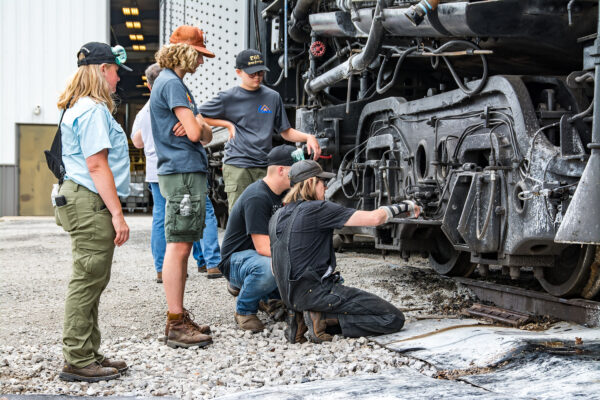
234;312;264;332
182;309;211;334
285;310;307;344
163;309;211;343
100;358;128;373
166;313;213;349
156;272;162;283
227;281;240;297
303;311;334;343
59;361;120;382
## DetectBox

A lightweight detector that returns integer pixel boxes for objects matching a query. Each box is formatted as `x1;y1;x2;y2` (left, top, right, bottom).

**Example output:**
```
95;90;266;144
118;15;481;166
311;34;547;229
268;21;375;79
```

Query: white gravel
0;216;471;398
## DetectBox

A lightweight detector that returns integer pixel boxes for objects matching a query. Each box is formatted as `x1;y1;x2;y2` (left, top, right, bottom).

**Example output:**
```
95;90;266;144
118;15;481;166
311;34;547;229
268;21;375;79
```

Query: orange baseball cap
170;25;215;58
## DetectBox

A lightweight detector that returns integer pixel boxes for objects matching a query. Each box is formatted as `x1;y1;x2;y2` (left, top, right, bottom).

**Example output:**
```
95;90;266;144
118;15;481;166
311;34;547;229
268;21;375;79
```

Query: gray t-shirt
150;68;208;175
198;85;291;168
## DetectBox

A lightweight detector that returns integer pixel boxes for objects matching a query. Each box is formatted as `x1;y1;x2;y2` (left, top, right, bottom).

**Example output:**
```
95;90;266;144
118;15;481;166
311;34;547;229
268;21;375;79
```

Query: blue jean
228;249;278;315
192;194;221;268
149;182;221;272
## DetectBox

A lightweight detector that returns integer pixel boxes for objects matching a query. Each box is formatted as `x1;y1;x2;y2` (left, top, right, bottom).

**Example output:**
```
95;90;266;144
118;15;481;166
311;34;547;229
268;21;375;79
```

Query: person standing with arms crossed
151;26;214;348
199;49;322;211
132;63;221;283
55;42;131;382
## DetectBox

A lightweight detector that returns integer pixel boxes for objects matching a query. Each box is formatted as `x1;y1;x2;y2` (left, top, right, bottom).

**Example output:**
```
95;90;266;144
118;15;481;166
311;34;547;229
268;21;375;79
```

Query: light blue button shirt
61;97;130;196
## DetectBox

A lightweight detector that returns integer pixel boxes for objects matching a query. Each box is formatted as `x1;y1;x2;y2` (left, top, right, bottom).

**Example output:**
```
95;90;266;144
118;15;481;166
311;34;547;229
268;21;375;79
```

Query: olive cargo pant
55;180;116;368
222;164;267;211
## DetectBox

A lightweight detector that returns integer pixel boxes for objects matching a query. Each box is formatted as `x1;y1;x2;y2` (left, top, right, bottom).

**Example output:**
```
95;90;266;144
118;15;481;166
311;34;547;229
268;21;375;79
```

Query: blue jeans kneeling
228;249;278;315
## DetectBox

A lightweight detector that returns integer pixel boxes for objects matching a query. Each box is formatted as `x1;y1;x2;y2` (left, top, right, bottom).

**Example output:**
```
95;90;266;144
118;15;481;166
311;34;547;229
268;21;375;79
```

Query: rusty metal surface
466;303;531;327
455;278;600;327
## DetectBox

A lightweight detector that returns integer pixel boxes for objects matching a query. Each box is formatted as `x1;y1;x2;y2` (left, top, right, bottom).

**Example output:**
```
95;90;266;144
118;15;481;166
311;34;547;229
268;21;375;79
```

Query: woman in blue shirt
54;42;131;382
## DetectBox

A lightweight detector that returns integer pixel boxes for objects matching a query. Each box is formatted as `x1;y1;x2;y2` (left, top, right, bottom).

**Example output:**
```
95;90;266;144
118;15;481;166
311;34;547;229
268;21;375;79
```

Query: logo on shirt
258;104;272;114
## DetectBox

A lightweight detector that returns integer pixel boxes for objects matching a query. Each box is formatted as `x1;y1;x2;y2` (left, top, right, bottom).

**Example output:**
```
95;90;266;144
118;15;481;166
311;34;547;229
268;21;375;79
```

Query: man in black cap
199;49;321;211
269;160;421;344
216;145;297;332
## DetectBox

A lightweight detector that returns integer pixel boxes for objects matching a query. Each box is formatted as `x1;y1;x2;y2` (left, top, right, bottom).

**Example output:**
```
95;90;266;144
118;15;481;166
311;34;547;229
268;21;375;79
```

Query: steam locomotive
205;0;600;299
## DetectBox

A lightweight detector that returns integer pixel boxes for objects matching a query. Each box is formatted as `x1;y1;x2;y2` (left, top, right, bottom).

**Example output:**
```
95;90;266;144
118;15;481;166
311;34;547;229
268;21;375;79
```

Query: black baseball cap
77;42;133;72
235;49;270;74
267;145;296;167
289;160;336;186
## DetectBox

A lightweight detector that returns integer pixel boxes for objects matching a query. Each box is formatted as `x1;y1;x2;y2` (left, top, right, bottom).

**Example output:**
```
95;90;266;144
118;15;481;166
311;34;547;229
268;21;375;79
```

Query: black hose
376;40;489;97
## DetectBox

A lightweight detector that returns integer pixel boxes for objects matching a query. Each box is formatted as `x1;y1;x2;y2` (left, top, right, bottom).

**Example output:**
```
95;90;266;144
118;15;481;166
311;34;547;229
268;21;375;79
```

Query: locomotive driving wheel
428;232;476;277
537;245;599;298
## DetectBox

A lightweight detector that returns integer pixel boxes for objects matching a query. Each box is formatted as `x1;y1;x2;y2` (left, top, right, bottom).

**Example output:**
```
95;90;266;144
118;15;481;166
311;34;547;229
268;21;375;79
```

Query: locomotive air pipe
289;0;317;43
555;0;600;245
405;0;440;26
305;1;385;96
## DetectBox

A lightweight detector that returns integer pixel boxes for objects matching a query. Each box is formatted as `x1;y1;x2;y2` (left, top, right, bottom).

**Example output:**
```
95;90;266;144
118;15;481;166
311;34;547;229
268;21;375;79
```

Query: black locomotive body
207;0;600;299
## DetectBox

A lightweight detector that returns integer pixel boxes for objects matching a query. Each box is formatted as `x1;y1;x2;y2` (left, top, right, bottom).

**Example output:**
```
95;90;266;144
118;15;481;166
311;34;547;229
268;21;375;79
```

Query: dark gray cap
289;160;335;186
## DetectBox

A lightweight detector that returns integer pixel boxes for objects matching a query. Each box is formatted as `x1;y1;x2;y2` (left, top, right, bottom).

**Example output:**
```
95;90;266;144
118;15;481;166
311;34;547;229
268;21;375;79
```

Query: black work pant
287;271;405;338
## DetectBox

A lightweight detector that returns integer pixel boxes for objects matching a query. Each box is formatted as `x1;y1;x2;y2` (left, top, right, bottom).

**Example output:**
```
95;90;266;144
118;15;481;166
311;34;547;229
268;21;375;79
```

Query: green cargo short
158;172;207;243
222;164;267;211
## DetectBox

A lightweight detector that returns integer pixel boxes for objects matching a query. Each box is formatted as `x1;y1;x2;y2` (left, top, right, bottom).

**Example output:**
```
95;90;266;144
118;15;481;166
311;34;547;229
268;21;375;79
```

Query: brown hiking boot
156;272;162;283
234;312;264;332
198;264;207;273
163;309;211;343
227;281;240;297
303;311;334;343
100;358;128;373
182;309;211;334
207;267;223;279
166;313;213;349
285;310;307;344
258;299;286;321
59;361;120;382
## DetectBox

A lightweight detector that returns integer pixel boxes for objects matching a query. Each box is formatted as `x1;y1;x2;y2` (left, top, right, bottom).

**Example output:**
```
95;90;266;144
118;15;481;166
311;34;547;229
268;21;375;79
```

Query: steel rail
454;277;600;327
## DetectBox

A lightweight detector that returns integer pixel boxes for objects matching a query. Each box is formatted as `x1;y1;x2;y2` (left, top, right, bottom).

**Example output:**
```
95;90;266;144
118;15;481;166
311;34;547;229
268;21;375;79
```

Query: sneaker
227;282;240;297
166;313;213;349
285;310;308;344
198;264;207;273
303;311;333;343
59;361;120;383
156;272;162;284
100;358;128;373
207;267;223;279
234;312;264;332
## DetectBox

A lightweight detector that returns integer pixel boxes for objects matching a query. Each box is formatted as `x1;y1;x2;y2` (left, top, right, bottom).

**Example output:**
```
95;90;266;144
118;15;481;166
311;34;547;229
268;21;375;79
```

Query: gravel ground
0;216;473;398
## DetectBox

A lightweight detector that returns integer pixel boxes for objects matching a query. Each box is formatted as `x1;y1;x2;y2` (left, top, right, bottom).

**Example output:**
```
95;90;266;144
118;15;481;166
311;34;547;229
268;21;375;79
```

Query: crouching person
217;145;297;332
269;160;421;343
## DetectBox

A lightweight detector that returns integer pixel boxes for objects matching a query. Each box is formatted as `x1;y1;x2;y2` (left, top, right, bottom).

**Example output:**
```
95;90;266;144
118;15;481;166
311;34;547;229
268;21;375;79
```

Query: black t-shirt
275;201;355;280
218;180;284;279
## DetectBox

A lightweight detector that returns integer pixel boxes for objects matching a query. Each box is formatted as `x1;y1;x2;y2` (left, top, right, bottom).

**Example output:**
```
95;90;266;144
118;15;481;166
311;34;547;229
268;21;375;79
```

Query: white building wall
0;0;110;165
160;0;250;104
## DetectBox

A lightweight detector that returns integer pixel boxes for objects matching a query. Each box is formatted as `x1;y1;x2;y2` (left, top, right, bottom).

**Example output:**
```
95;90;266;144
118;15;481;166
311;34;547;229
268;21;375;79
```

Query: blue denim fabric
192;197;221;268
228;249;278;315
149;183;221;272
149;182;166;272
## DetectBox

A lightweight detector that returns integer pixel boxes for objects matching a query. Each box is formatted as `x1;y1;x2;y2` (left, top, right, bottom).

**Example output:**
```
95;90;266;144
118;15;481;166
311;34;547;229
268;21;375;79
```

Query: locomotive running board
455;278;600;327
